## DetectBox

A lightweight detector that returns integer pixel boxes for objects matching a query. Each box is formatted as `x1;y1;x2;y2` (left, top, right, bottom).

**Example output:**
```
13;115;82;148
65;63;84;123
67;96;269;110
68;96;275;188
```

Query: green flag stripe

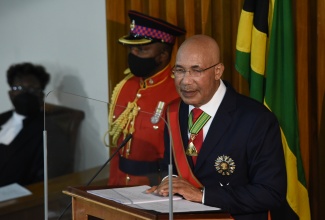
235;50;250;80
249;70;265;102
236;49;266;103
265;0;307;187
264;0;310;218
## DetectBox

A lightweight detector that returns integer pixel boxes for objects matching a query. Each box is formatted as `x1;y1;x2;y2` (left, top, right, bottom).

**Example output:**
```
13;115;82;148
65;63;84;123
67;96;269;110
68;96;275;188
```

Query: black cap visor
118;35;153;45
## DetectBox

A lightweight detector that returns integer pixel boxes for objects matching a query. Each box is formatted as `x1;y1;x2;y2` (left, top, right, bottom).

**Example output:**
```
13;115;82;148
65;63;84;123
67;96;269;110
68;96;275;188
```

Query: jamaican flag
235;0;311;219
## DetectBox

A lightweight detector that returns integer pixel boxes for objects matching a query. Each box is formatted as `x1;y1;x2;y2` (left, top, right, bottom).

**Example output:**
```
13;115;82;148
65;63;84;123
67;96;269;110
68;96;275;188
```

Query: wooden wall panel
106;0;242;92
294;0;311;186
106;0;127;94
316;0;325;218
317;0;325;127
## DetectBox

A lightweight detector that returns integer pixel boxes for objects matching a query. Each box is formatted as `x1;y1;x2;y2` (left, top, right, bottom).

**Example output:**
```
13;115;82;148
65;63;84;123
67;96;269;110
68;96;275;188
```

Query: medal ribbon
186;109;211;159
188;110;211;135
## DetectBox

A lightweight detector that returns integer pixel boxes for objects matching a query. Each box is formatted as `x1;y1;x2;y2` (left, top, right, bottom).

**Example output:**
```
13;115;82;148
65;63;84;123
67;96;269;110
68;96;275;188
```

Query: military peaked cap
119;10;186;45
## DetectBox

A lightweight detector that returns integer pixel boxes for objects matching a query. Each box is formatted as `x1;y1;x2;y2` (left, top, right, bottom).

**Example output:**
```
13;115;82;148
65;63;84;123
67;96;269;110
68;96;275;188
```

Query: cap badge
214;155;235;175
130;20;135;31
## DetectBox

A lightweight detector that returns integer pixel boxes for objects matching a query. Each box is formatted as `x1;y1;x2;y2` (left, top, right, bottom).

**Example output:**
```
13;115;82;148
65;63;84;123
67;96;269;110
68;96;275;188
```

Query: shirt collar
189;79;226;118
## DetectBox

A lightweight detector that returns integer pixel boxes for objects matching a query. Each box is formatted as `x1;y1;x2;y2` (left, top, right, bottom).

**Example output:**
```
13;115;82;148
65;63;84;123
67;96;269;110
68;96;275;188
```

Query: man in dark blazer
147;35;287;220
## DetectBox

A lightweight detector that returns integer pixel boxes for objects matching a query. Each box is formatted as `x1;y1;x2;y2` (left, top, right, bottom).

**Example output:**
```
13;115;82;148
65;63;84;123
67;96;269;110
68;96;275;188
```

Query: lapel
194;84;237;171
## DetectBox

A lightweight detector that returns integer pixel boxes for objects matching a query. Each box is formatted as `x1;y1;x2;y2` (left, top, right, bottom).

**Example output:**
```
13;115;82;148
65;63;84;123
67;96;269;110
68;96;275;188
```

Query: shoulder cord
104;73;139;147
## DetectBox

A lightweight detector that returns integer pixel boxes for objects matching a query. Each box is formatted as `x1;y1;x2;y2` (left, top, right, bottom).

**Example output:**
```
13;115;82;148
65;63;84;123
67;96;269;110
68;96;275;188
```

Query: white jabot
0;112;26;145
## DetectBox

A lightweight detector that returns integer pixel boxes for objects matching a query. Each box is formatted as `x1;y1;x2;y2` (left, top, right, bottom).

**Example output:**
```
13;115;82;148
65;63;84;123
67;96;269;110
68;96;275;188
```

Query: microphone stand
151;103;173;219
151;104;173;220
168;159;173;220
163;117;173;220
43;130;48;220
56;134;133;220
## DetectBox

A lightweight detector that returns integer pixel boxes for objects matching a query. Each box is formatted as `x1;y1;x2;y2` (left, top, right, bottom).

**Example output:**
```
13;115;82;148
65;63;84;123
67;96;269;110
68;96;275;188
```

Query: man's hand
146;176;203;203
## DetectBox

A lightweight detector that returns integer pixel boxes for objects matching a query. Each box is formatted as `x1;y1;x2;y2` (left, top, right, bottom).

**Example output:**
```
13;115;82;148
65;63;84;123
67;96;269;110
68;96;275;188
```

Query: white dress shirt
188;79;227;140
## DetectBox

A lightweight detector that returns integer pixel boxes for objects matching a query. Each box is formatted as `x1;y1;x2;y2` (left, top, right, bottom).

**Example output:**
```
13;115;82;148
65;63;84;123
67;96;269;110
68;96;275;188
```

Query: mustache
180;86;195;92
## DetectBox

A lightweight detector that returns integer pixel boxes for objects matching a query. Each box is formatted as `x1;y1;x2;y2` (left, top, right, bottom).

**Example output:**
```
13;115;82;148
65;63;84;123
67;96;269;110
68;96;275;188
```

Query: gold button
149;79;154;84
136;93;141;98
153;125;159;130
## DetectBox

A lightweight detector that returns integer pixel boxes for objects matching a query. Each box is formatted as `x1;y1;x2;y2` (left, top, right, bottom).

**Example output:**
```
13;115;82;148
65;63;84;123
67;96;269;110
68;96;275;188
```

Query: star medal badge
214;155;236;175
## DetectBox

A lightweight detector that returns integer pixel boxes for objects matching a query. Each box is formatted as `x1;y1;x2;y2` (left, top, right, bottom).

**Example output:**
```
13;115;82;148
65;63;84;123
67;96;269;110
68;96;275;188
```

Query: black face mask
12;93;41;117
128;53;159;78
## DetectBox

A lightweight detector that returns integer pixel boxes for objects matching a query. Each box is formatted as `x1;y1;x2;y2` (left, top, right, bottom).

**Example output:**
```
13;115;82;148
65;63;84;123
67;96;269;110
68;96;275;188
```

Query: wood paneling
316;0;325;218
294;0;312;185
106;0;245;95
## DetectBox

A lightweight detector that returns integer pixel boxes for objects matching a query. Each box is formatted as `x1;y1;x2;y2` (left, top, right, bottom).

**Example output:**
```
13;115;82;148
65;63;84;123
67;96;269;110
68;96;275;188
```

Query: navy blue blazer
164;81;287;220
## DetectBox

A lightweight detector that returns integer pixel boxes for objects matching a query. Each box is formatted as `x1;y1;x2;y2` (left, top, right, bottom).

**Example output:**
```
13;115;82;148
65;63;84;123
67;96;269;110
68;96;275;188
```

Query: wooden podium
63;186;233;220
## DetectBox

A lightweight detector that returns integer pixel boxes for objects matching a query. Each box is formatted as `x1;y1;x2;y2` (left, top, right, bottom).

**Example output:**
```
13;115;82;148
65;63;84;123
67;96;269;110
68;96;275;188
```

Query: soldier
108;10;186;186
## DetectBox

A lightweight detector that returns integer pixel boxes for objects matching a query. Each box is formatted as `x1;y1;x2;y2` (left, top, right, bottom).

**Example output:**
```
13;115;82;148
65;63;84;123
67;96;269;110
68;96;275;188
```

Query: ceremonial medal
186;134;198;156
214;155;236;175
186;110;211;156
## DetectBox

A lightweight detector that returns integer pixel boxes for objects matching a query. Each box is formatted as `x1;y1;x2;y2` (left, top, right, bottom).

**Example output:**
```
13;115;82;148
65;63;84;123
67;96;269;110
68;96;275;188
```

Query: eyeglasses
172;63;220;78
11;85;42;94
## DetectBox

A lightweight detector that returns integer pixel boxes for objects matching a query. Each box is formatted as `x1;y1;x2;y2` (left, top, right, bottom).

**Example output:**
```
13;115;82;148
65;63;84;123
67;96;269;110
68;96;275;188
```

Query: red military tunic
108;65;179;186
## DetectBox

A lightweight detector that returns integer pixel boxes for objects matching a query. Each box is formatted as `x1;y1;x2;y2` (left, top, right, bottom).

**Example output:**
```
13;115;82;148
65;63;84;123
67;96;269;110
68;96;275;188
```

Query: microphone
150;101;165;124
57;133;133;220
85;133;132;186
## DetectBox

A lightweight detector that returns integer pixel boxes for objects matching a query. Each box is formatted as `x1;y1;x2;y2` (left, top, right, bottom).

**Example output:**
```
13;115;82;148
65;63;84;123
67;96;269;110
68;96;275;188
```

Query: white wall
0;0;109;171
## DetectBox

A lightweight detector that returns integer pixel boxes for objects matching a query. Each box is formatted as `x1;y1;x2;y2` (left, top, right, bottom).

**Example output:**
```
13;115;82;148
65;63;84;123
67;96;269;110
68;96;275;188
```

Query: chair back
45;103;85;178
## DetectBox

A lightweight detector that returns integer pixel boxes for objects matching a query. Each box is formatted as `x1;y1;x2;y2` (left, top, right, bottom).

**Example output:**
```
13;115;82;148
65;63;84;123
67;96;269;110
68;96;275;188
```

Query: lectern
63;186;233;220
